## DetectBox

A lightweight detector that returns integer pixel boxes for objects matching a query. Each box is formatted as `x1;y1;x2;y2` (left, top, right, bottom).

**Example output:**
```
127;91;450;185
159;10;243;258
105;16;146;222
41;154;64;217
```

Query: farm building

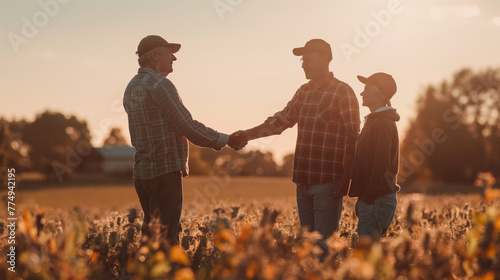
95;145;135;175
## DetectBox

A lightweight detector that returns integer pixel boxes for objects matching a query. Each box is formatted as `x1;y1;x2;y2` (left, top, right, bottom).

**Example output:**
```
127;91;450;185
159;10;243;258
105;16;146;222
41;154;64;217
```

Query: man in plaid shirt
237;39;360;259
124;35;246;244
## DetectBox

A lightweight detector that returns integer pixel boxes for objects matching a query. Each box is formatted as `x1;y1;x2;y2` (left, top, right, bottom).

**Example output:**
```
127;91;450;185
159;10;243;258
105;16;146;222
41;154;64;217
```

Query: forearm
176;119;225;149
245;123;276;140
153;81;225;149
245;91;300;141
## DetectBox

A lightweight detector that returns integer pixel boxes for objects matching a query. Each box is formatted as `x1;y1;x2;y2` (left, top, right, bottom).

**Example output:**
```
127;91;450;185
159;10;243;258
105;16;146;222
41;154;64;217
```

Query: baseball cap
136;35;181;57
293;39;332;61
357;72;397;106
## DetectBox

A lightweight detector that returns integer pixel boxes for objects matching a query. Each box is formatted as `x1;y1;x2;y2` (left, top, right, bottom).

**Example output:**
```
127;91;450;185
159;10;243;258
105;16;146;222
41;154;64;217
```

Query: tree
188;143;212;175
279;153;294;177
22;111;102;181
400;67;500;183
0;119;26;187
239;150;280;176
103;127;128;146
188;143;286;176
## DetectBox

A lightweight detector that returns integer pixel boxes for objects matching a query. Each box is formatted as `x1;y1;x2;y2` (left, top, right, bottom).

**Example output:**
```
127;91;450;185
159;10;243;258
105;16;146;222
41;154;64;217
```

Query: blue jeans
355;192;397;239
296;180;343;240
134;171;183;244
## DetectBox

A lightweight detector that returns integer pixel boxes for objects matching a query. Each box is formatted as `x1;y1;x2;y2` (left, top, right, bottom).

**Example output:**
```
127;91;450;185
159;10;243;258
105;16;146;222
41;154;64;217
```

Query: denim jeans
134;171;183;244
296;180;343;239
355;192;397;239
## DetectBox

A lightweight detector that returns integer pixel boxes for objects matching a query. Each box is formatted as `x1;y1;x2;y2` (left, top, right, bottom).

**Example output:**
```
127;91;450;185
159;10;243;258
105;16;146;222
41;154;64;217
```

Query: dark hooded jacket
349;108;401;204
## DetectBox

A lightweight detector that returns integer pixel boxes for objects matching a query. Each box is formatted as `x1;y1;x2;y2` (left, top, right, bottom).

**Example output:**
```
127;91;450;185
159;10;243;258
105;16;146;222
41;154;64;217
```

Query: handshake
227;130;250;150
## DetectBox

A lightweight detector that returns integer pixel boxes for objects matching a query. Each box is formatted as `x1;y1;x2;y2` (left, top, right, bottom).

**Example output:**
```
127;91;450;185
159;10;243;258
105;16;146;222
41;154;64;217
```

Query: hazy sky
2;0;500;163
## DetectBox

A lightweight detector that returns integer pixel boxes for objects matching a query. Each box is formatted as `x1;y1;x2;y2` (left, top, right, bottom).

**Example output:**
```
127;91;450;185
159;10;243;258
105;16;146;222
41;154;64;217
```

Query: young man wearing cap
234;39;360;258
349;72;400;239
123;35;247;244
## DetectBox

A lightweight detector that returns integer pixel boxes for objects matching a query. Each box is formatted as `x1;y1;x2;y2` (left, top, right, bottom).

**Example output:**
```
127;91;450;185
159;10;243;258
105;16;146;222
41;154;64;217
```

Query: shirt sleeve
338;83;360;155
263;87;303;135
151;79;228;150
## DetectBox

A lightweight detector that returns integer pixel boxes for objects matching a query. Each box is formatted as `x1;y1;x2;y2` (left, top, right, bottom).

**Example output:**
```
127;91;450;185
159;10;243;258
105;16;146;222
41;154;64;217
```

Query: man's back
124;67;189;179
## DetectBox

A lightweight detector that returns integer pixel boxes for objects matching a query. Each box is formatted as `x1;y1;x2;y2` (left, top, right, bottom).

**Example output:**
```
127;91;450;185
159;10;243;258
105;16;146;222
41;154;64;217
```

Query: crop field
1;176;499;279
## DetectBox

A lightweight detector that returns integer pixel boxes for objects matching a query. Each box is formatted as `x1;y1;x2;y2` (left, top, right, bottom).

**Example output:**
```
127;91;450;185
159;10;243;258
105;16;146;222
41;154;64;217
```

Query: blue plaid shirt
124;68;228;179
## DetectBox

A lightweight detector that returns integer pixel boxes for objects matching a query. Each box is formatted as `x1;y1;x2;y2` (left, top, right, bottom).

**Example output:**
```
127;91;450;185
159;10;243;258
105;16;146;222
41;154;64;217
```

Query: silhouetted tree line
188;142;294;177
0;111;294;180
0;112;103;181
1;66;498;183
400;67;500;183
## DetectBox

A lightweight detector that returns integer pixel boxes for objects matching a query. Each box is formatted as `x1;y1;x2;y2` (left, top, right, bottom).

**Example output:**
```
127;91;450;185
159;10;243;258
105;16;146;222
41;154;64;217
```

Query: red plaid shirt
265;72;360;184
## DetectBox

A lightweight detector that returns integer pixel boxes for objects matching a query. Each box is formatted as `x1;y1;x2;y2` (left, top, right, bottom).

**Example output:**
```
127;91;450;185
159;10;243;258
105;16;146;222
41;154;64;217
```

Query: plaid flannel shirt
124;68;228;179
265;72;360;184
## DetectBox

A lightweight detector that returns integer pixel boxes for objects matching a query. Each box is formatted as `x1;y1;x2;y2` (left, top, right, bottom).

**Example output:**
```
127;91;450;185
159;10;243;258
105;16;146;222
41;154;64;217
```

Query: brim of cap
167;43;181;53
357;75;369;84
292;47;306;56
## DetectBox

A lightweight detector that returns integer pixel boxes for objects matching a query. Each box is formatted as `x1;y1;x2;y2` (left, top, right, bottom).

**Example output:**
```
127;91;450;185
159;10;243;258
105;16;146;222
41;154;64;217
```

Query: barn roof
95;146;135;159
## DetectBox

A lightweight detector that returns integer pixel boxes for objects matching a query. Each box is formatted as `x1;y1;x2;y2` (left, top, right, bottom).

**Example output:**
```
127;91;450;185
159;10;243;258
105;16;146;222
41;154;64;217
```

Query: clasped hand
228;130;249;150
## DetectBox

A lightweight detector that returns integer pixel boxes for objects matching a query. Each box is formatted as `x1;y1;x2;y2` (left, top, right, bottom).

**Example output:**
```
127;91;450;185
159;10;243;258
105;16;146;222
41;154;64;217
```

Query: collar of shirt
364;106;394;122
138;67;164;78
374;106;393;113
306;72;335;91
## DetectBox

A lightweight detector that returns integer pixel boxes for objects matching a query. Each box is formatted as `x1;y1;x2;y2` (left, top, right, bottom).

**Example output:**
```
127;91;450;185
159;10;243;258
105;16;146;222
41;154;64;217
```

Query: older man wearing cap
123;35;247;244
349;72;400;240
234;39;360;259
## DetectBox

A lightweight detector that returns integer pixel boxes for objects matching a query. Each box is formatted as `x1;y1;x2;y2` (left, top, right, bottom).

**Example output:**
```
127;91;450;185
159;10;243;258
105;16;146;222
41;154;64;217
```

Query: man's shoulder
298;82;310;91
329;77;354;93
297;76;354;96
128;70;172;90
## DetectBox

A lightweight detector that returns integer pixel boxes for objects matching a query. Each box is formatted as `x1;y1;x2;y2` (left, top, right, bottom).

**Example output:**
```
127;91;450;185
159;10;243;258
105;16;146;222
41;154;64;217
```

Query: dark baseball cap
357;72;397;106
293;39;332;61
136;35;181;57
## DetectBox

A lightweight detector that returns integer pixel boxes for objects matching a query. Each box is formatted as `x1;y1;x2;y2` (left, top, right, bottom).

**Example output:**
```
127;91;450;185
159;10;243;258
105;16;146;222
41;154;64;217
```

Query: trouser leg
356;192;397;239
134;178;152;238
138;171;183;244
159;172;183;244
310;181;342;239
296;184;314;232
309;181;342;260
355;199;376;238
373;192;397;237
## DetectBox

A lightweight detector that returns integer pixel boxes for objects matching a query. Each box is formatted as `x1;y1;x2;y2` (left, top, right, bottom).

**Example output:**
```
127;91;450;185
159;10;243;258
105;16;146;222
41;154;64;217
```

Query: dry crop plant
1;174;499;279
